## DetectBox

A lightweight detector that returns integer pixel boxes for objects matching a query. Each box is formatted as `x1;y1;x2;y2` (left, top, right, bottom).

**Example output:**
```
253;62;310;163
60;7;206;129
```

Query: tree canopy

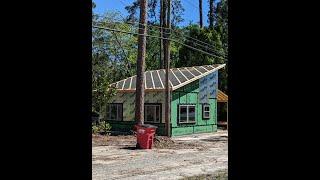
92;0;228;116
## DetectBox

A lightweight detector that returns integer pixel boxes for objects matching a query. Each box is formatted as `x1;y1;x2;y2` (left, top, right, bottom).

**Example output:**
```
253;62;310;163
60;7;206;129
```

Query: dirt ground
92;130;228;180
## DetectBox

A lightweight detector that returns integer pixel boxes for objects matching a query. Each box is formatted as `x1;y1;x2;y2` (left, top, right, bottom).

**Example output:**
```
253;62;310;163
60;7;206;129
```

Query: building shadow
200;136;228;142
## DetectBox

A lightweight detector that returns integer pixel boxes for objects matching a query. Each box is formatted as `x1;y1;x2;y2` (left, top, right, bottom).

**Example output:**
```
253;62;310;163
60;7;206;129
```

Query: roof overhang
111;64;226;92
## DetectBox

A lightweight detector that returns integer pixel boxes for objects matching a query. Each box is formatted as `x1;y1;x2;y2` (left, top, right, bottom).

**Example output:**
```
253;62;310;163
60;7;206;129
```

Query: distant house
106;64;226;136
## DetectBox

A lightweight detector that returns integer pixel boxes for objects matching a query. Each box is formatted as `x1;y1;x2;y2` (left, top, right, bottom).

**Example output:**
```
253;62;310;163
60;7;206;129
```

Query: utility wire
93;25;225;60
94;22;225;57
94;1;226;57
116;0;220;50
94;21;224;56
94;13;220;51
94;21;221;56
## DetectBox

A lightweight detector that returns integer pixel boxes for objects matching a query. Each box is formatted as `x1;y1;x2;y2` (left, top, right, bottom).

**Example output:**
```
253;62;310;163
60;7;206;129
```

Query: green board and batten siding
170;80;217;136
106;66;220;136
107;80;217;136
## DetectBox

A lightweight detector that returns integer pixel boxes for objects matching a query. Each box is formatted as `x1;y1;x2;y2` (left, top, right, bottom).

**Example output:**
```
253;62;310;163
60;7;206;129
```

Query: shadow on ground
120;146;138;150
200;136;228;142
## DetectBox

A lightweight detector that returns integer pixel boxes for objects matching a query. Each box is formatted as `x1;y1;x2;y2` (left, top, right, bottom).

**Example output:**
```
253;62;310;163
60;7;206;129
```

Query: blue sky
93;0;219;27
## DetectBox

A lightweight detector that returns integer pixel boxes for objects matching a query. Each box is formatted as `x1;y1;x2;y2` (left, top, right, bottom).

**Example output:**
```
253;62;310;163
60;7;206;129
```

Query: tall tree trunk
135;0;148;125
164;0;171;137
209;0;214;29
199;0;203;28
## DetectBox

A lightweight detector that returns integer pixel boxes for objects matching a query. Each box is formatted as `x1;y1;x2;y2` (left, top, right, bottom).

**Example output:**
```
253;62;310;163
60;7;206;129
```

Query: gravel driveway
92;130;228;180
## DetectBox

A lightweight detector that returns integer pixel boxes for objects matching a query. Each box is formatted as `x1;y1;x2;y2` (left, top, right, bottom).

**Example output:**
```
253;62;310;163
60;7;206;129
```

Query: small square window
203;104;210;119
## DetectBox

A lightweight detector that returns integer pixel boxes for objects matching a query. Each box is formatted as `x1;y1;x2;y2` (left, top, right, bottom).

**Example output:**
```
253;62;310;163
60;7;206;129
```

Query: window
178;105;196;123
144;104;161;123
106;103;123;121
203;104;210;119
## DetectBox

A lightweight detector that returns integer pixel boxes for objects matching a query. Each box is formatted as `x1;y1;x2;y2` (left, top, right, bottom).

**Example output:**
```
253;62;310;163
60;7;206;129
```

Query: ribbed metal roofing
111;64;226;92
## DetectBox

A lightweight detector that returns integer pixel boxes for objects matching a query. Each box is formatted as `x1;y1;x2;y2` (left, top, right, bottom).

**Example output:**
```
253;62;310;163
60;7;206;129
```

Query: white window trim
178;105;196;124
106;104;122;121
144;104;161;123
203;104;210;119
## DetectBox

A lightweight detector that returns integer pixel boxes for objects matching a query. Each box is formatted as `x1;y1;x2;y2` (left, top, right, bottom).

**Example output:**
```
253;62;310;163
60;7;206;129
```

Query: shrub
92;121;111;135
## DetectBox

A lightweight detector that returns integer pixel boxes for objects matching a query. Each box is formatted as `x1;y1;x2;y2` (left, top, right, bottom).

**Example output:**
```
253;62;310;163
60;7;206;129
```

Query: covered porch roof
217;90;228;102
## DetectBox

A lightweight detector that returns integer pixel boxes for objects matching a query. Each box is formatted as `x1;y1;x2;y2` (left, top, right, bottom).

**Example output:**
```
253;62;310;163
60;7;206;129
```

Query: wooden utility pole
164;0;171;137
135;0;148;125
209;0;214;29
159;0;164;69
199;0;203;28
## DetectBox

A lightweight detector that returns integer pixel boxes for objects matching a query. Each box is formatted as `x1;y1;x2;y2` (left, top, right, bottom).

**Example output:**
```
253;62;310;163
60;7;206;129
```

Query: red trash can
134;124;157;149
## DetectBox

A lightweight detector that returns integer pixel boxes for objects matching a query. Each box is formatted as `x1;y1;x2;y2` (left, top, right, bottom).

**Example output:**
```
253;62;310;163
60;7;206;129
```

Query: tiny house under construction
106;64;226;136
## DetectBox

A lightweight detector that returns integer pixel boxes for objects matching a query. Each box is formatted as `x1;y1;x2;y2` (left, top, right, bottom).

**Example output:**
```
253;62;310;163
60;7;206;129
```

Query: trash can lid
141;124;158;129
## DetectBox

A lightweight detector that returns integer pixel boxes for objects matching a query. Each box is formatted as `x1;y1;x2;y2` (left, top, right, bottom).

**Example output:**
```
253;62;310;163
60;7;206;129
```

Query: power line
93;25;226;60
94;22;224;56
118;0;130;8
93;21;225;57
93;1;226;57
92;22;225;58
115;0;222;52
94;21;171;36
94;18;223;56
94;13;220;51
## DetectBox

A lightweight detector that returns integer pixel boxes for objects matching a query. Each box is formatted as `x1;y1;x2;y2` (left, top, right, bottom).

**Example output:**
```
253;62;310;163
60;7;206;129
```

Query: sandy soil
92;130;228;180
